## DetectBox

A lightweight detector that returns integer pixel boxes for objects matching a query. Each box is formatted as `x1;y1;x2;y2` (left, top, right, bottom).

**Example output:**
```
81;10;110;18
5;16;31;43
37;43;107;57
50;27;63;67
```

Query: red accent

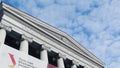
9;53;16;65
47;64;58;68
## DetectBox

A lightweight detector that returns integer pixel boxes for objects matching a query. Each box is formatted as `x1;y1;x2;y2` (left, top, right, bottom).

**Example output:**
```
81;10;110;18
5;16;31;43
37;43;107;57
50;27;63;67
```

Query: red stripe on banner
9;53;16;65
47;64;58;68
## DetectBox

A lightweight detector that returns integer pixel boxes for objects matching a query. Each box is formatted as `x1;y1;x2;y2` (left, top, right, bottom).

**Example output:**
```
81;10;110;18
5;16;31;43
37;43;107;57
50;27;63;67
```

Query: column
40;45;50;64
0;23;12;46
58;58;65;68
57;53;66;68
20;35;32;54
41;49;48;63
72;60;79;68
20;40;29;54
84;66;88;68
72;65;77;68
0;29;6;45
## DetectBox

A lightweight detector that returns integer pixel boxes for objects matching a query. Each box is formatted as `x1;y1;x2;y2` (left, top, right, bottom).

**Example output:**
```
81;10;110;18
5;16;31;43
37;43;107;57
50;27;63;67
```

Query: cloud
2;0;120;68
107;57;120;68
38;4;76;27
107;41;120;57
35;0;55;7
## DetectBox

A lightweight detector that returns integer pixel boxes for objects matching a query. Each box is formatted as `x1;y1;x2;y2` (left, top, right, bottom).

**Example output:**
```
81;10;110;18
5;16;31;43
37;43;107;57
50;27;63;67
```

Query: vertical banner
0;44;48;68
47;64;58;68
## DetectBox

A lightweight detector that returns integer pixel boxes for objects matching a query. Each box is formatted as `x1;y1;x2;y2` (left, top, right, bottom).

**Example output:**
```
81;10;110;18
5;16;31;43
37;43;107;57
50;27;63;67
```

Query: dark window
48;51;59;67
5;30;21;50
64;58;73;68
0;9;3;21
77;65;84;68
29;41;41;59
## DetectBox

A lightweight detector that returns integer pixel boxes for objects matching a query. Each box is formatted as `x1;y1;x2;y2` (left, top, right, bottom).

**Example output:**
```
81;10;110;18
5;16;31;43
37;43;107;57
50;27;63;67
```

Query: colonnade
0;24;79;68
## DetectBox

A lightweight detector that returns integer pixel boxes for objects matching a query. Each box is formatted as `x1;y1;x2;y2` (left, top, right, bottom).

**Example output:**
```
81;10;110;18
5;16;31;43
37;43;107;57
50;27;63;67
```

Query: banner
0;44;48;68
47;64;58;68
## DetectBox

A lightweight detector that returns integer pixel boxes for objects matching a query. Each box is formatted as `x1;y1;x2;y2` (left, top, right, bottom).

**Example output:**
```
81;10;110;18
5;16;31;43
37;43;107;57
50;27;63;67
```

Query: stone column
72;60;79;68
84;66;89;68
40;45;51;64
0;29;6;44
72;65;77;68
58;58;65;68
20;35;32;54
57;53;66;68
41;49;48;63
0;23;12;46
20;40;29;54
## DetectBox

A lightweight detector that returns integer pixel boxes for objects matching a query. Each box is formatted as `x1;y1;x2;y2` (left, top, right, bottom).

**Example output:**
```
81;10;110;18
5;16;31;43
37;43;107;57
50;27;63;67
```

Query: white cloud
37;4;76;27
35;0;55;7
107;41;120;57
108;60;120;68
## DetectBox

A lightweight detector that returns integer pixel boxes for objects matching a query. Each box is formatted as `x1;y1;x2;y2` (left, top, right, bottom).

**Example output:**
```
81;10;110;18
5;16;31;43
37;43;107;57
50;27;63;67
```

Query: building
0;2;104;68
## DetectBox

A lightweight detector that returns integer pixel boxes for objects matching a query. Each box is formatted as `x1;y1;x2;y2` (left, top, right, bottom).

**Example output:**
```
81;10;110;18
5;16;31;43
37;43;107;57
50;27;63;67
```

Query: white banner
0;44;47;68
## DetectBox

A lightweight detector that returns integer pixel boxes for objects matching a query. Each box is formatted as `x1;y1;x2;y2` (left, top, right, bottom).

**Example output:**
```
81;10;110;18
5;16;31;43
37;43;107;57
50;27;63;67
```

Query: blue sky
1;0;120;68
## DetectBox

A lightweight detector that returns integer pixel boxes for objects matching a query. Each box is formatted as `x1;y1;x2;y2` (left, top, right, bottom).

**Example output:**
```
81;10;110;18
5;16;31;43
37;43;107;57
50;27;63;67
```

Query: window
5;30;21;50
29;41;41;59
77;65;84;68
48;51;59;67
64;58;73;68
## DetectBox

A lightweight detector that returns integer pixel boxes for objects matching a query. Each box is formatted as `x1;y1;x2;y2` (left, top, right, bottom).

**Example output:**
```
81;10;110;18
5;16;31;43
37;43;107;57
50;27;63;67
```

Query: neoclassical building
0;2;104;68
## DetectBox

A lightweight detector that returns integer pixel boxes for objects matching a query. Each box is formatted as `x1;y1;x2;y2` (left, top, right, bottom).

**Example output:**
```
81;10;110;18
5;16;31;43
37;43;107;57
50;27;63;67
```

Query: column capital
72;60;79;66
72;65;77;68
84;66;88;68
0;23;12;32
58;57;65;68
59;53;66;59
42;44;51;52
22;34;33;43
